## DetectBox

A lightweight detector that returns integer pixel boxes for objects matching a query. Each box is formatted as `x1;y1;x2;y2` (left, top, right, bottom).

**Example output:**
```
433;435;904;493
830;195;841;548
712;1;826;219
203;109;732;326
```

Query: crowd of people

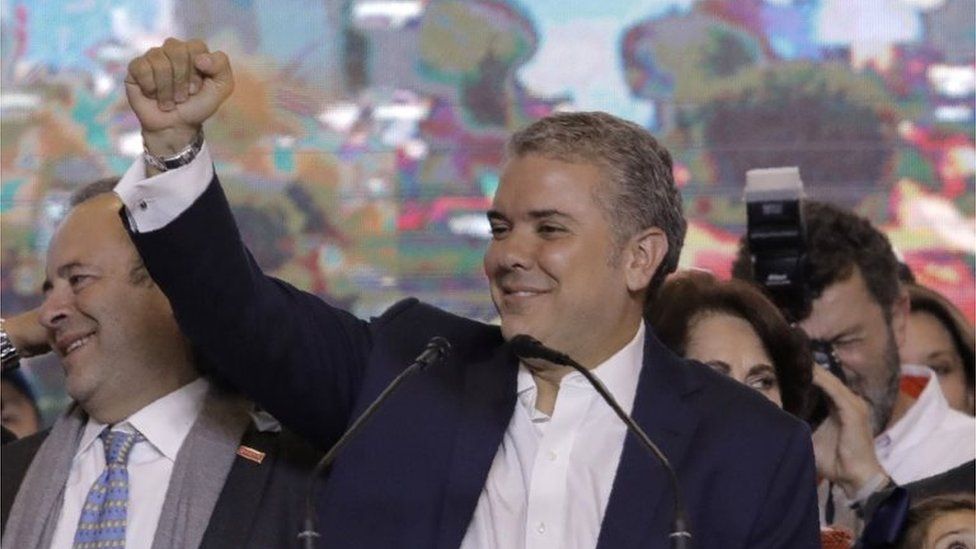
0;37;973;548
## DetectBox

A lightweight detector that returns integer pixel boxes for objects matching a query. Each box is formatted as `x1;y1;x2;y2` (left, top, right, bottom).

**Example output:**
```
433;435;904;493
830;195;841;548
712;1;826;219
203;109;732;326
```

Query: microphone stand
297;336;451;549
511;335;692;549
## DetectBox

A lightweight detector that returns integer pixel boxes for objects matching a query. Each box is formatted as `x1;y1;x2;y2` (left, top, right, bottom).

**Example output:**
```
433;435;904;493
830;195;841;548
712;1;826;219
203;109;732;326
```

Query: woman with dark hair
902;283;975;416
648;270;812;419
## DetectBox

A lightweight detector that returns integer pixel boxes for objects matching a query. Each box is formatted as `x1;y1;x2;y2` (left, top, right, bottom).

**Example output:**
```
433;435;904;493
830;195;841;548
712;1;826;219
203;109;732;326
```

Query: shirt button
138;199;148;210
547;450;557;462
537;522;546;534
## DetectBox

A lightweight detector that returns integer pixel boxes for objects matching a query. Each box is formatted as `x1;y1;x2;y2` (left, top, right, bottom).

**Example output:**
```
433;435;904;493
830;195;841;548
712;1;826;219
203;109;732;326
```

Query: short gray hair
68;177;120;207
505;112;686;294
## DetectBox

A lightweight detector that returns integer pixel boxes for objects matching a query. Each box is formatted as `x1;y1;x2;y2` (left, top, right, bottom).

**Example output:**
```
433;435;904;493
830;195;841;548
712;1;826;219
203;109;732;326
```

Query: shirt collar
876;364;946;454
516;322;646;413
76;377;210;462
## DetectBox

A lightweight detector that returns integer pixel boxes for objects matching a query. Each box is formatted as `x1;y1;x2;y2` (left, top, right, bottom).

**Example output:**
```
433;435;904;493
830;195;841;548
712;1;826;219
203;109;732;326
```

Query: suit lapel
436;343;518;549
201;426;277;548
597;331;703;549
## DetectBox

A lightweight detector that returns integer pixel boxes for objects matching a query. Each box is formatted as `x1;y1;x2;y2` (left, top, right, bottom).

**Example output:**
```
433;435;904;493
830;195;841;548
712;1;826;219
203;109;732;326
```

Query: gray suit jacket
1;416;320;548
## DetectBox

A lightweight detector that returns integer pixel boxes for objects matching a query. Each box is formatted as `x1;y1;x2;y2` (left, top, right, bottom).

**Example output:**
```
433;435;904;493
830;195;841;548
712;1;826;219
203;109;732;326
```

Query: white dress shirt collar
516;321;646;417
873;363;976;486
877;364;947;453
75;377;210;462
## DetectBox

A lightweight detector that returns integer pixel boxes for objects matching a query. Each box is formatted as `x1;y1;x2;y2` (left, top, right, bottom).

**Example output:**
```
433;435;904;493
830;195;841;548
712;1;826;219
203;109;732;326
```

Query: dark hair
897;262;917;284
896;493;975;549
907;283;975;398
732;200;901;321
647;270;813;418
506;111;686;295
1;369;41;424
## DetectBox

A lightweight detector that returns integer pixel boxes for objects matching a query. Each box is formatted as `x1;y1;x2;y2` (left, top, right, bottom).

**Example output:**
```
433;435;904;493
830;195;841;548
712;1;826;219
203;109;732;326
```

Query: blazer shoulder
371;297;422;328
373;297;489;330
370;298;504;360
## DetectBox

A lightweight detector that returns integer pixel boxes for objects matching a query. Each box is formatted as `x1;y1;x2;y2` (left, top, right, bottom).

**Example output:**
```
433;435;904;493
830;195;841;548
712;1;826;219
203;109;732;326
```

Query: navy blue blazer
128;178;820;548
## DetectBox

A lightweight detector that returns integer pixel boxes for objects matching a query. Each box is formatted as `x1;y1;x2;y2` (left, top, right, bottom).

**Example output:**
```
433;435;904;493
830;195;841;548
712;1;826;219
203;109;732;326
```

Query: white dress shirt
876;364;976;484
49;378;209;549
461;323;645;549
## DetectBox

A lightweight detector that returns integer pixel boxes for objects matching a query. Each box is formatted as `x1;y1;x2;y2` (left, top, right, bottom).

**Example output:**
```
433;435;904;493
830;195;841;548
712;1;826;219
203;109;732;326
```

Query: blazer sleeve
745;422;822;548
127;175;371;447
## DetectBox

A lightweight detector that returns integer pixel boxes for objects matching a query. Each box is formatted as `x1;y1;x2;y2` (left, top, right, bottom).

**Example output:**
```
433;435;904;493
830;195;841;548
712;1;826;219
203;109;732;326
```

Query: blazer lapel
200;426;277;548
597;331;703;549
436;343;518;549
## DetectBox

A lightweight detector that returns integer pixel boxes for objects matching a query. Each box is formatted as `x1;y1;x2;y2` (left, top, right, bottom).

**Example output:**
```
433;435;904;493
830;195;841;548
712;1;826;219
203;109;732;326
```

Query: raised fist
125;38;234;155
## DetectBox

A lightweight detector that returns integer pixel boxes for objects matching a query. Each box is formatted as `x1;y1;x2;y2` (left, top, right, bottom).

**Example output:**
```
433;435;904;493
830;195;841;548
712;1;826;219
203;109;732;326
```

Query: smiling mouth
63;333;95;356
506;290;545;297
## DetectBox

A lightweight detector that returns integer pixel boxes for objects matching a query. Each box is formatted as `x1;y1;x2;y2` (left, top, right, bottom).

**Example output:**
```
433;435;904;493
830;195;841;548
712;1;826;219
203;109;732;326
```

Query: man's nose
494;231;537;271
39;286;72;330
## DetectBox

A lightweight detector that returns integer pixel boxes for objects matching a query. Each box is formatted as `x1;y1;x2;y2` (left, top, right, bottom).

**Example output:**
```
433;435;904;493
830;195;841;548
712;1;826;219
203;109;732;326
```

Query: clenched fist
125;38;234;158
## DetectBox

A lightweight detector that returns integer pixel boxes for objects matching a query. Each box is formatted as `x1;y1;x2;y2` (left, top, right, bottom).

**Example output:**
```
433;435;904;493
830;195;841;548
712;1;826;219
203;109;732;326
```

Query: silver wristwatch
143;130;205;172
0;320;20;371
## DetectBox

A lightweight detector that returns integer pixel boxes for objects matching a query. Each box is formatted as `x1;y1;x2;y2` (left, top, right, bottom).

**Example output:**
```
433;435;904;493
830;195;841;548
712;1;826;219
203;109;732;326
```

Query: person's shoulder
373;298;492;330
371;298;504;359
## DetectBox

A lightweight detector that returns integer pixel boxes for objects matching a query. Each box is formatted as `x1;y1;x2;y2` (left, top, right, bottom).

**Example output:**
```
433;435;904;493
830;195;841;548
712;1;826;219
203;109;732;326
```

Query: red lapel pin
237;445;266;464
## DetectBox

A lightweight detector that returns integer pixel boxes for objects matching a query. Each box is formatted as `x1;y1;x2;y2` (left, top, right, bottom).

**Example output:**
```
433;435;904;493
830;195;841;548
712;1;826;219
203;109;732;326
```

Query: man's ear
624;227;668;293
892;284;911;351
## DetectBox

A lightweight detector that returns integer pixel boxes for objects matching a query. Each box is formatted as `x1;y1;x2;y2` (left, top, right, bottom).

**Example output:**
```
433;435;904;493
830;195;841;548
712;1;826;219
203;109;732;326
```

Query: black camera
744;167;845;428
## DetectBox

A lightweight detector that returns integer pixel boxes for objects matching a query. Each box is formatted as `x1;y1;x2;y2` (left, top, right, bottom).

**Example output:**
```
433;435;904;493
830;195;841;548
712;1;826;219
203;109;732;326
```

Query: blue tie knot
100;429;144;466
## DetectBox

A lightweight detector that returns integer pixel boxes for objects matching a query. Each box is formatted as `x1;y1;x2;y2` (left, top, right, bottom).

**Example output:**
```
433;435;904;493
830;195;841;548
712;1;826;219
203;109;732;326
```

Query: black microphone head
417;336;452;368
510;334;544;360
428;336;451;357
509;334;574;366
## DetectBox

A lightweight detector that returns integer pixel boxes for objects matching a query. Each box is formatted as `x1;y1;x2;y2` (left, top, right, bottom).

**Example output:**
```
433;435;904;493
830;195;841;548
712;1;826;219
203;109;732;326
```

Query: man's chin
64;380;95;407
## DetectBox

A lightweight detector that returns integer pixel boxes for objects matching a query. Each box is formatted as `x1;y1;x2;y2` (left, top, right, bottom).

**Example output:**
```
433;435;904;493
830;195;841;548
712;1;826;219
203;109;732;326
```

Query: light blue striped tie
73;429;143;549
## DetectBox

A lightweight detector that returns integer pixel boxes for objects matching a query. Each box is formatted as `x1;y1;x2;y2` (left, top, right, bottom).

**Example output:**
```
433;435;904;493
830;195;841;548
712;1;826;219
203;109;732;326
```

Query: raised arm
125;38;232;173
120;38;371;447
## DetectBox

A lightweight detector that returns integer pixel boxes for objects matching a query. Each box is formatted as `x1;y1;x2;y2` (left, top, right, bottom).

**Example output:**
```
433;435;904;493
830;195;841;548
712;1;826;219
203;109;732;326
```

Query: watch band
143;130;205;172
0;320;21;372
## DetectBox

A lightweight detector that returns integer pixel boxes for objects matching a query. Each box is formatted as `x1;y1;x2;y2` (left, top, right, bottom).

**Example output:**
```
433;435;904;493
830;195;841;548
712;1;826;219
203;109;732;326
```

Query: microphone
510;334;692;549
298;336;452;549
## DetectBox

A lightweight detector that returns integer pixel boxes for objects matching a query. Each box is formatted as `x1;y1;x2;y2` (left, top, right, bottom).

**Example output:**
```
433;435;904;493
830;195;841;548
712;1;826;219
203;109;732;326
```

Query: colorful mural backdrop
2;0;974;420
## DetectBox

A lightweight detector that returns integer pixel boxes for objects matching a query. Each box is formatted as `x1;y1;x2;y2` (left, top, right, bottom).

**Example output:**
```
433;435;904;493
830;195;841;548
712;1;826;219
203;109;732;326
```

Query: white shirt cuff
114;143;215;233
